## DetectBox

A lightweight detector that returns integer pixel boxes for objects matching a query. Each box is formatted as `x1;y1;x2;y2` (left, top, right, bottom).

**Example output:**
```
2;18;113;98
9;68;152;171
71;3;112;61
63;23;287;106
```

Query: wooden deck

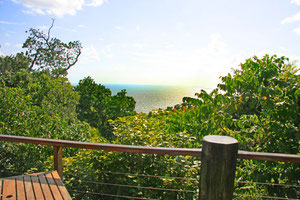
0;171;71;200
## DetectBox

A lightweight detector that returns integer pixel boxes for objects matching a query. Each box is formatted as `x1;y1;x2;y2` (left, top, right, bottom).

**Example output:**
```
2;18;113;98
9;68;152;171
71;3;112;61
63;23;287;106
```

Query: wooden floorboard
0;171;71;200
24;175;35;200
45;172;63;200
16;176;25;200
0;179;3;200
31;174;44;200
51;171;72;200
38;173;54;200
2;178;16;200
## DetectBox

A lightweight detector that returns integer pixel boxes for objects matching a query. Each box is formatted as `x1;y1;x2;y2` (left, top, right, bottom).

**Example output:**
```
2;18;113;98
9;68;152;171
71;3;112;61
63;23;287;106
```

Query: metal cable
69;179;197;193
95;170;198;181
236;181;300;188
234;193;299;200
69;189;158;200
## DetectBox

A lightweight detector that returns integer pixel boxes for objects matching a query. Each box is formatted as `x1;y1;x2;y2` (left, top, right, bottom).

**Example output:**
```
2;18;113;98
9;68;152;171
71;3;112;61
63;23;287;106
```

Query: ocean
104;84;211;113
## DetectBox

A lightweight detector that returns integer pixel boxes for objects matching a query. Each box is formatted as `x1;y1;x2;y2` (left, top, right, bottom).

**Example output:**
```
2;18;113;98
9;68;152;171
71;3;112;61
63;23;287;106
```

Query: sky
0;0;300;87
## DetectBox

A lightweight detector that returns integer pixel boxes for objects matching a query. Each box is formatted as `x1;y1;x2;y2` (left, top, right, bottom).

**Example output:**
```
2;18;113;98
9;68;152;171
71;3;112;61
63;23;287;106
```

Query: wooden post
199;135;238;200
53;146;63;179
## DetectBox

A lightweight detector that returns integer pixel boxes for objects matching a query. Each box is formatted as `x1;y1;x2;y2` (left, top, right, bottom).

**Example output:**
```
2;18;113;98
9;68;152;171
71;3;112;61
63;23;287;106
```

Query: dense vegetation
0;24;299;199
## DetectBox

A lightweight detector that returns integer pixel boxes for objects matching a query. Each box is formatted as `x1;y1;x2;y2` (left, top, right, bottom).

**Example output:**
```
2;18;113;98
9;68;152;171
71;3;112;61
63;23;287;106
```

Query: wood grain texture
1;134;299;163
23;175;34;200
2;178;16;200
38;173;54;200
45;172;63;200
51;171;72;200
53;146;63;178
16;176;25;200
0;134;202;157
199;135;238;200
0;171;71;200
31;174;44;200
0;179;2;199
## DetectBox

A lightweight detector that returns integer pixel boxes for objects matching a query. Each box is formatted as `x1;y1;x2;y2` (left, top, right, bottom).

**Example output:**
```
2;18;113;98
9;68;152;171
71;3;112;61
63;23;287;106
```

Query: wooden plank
51;171;72;200
53;146;63;178
45;172;63;200
23;175;34;200
199;135;238;200
0;134;202;156
30;174;44;200
1;134;300;163
2;178;16;200
238;150;300;163
15;176;25;200
0;179;3;200
38;173;54;200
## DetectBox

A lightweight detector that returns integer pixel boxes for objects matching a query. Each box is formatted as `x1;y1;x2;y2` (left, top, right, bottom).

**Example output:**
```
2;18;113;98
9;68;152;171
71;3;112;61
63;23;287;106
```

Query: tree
75;76;136;138
61;112;198;200
218;55;299;153
0;70;94;177
165;54;299;198
22;19;82;77
0;52;31;80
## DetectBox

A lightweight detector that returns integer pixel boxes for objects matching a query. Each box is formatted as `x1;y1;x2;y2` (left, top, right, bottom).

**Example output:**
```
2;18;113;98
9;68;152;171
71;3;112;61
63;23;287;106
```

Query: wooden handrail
0;134;299;163
0;134;202;157
1;134;299;197
238;151;300;163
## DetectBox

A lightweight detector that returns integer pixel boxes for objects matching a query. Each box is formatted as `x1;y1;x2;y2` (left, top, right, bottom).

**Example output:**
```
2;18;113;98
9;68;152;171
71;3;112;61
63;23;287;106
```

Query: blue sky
0;0;300;87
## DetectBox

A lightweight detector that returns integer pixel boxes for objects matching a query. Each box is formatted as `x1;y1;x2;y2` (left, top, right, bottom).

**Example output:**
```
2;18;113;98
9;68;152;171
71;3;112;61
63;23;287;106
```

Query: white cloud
78;24;86;28
291;0;300;5
136;25;141;32
80;45;100;63
12;0;104;17
0;51;3;56
294;27;300;34
55;26;77;32
122;33;229;86
101;44;115;58
85;0;103;7
132;43;145;49
0;20;23;25
161;32;168;37
281;12;300;24
4;42;11;47
207;33;227;54
114;26;122;30
36;25;49;31
15;43;23;48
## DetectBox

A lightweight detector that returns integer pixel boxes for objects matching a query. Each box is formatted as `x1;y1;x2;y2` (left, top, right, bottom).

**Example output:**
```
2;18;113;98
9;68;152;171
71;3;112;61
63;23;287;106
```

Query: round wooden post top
203;135;238;145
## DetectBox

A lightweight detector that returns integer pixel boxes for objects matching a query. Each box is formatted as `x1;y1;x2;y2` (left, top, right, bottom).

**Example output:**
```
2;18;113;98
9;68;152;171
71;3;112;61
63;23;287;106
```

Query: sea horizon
71;82;212;113
103;84;212;113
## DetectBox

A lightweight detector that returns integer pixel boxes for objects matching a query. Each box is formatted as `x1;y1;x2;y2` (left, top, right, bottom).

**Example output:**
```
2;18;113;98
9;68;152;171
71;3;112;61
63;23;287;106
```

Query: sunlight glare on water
105;84;212;113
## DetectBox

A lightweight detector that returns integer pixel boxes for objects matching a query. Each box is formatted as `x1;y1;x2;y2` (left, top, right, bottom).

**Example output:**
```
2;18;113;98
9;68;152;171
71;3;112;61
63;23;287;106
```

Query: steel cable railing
64;164;199;199
236;181;300;189
93;170;198;181
233;193;299;200
70;179;198;193
233;179;300;199
1;135;299;199
68;189;158;200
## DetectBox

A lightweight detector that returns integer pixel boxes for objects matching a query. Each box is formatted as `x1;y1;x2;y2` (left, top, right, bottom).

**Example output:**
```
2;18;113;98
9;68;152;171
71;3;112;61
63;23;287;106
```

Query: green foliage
1;49;299;199
0;71;93;176
61;113;199;199
164;54;299;198
23;19;82;77
75;76;136;139
0;52;31;80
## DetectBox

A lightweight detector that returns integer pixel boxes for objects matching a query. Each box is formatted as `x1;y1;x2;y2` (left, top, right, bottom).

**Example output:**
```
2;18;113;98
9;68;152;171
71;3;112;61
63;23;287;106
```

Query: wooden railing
0;134;299;199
